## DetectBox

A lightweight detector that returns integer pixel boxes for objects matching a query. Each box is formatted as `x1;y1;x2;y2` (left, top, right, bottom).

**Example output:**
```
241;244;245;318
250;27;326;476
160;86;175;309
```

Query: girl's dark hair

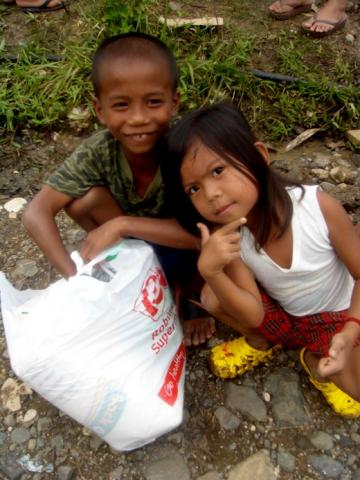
92;32;178;97
166;102;303;248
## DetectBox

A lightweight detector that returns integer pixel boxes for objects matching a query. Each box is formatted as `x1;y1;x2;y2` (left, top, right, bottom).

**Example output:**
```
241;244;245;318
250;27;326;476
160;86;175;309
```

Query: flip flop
20;0;69;13
301;14;347;37
269;0;312;20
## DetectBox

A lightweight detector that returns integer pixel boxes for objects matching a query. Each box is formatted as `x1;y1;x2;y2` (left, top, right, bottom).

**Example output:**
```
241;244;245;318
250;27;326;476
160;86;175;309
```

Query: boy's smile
93;57;179;161
180;139;259;225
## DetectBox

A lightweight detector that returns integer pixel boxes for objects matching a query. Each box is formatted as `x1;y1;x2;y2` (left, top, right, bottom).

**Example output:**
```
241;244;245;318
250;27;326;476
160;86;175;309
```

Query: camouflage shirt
46;129;168;218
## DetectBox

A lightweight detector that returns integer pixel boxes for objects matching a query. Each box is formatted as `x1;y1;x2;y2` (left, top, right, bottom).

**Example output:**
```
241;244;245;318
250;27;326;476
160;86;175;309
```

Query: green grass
0;0;359;143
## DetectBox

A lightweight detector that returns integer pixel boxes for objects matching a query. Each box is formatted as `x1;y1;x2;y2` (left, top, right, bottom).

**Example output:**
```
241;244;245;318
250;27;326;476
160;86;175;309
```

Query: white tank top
240;185;354;316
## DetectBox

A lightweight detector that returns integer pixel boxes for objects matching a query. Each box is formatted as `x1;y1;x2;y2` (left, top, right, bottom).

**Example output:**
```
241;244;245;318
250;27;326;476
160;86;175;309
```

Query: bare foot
183;317;216;347
302;0;347;35
269;0;311;15
16;0;66;7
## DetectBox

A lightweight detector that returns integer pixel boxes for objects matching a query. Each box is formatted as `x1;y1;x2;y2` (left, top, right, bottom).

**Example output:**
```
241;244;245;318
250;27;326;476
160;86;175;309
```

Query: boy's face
93;57;179;160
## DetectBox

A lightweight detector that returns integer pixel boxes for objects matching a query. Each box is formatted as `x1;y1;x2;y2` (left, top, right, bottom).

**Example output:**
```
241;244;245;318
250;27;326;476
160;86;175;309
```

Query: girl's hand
317;329;355;378
197;217;246;279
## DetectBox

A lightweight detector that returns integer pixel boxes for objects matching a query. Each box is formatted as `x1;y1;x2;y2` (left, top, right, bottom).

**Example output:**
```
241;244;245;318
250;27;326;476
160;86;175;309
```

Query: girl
166;102;360;417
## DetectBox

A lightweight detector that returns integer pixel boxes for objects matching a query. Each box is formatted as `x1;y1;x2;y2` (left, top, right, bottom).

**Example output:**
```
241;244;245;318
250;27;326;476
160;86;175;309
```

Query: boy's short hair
92;32;178;97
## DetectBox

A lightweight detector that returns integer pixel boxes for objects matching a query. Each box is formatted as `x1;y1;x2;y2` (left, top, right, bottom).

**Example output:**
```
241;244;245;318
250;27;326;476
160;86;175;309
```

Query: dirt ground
1;2;360;480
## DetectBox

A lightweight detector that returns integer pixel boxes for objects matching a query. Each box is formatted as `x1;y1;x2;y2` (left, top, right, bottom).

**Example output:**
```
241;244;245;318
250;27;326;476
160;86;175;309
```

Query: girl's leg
305;346;360;401
201;283;281;379
65;186;124;231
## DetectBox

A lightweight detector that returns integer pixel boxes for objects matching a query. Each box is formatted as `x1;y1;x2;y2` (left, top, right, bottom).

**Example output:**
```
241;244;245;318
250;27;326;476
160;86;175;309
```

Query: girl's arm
197;219;264;330
317;190;360;376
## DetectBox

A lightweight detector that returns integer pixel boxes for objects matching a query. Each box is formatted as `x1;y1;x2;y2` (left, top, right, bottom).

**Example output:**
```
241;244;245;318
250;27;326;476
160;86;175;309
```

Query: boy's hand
317;328;356;378
197;217;246;279
80;219;124;261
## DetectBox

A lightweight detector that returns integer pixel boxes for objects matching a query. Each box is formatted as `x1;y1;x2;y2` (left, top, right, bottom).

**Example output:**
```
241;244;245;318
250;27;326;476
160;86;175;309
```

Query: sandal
300;348;360;418
20;0;69;13
269;0;312;20
301;14;347;38
209;336;281;379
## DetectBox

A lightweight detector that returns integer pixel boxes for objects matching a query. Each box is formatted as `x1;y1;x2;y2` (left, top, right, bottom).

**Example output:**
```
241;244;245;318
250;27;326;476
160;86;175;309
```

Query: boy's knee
65;186;109;219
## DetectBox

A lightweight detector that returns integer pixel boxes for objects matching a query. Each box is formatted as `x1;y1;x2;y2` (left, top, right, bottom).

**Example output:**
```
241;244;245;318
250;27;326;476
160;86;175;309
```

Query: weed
0;0;359;141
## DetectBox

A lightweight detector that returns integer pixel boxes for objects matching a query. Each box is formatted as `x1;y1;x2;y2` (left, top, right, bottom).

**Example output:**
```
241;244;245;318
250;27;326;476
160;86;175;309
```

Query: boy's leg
154;247;216;347
65;186;124;230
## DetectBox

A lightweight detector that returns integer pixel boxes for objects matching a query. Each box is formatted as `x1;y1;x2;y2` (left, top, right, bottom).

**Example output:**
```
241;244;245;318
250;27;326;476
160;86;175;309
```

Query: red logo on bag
158;343;186;406
134;268;168;321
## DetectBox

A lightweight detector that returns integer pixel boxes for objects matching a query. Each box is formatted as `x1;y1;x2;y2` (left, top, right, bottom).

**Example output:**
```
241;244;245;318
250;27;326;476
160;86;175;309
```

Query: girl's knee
200;284;222;317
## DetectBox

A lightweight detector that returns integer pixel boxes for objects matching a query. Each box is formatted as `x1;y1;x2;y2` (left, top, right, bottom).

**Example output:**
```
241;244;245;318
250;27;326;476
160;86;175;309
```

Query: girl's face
180;138;259;226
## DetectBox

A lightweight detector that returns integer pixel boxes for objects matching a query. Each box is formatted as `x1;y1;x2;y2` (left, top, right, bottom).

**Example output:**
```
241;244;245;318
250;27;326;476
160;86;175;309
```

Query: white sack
0;239;186;451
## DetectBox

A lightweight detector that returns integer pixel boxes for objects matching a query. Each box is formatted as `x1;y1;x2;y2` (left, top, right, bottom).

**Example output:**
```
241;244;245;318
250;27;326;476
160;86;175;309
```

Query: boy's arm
197;219;264;330
317;190;360;376
80;215;200;261
22;186;77;278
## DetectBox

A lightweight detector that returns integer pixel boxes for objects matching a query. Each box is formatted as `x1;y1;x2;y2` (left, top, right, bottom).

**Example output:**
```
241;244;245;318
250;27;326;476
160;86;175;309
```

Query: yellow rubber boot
300;348;360;418
209;336;281;379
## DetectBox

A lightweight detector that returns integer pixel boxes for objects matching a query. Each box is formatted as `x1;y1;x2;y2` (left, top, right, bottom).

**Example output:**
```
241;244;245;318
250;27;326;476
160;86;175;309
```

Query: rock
352;468;360;480
346;130;360;146
308;454;346;478
20;409;38;427
3;197;27;213
227;450;278;480
264;368;309;427
277;451;295;472
225;383;267;422
1;378;22;412
311;168;329;180
12;259;38;278
0;452;24;480
214;406;241;430
329;166;354;183
350;153;360;167
312;152;332;168
144;453;191;480
37;416;52;433
57;465;75;480
196;472;221;480
10;427;31;444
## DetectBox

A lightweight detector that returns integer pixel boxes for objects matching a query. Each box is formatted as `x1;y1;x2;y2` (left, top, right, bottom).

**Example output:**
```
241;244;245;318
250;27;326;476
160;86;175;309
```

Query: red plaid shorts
258;292;358;356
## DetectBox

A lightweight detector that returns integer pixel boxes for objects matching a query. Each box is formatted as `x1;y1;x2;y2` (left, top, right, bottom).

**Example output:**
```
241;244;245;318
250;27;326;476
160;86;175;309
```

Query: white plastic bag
0;239;186;451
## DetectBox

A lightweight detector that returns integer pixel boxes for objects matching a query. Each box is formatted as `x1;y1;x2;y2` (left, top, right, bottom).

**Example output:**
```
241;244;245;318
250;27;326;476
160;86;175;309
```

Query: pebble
308;454;346;478
277;450;295;472
57;465;75;480
214;406;241;430
310;431;334;451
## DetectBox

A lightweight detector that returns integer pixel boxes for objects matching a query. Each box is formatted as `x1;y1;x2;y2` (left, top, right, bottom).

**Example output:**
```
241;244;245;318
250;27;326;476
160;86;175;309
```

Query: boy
22;32;215;346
